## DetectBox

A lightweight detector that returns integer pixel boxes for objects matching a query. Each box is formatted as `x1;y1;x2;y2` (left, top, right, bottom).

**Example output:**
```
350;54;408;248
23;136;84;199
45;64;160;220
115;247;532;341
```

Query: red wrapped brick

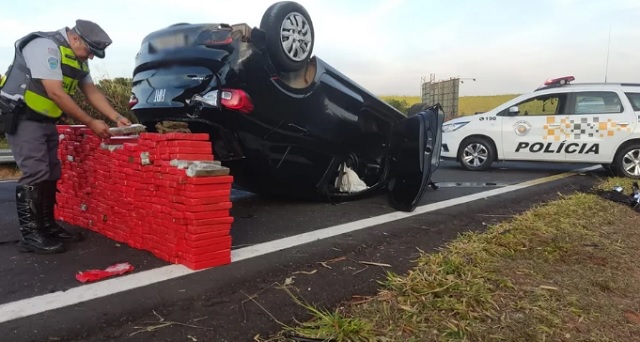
185;221;233;235
56;126;234;271
178;248;230;263
179;255;231;270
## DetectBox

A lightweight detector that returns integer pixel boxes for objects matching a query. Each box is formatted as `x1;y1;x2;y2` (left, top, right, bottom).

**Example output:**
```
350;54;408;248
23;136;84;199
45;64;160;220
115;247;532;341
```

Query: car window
625;92;640;111
513;93;567;116
570;91;623;114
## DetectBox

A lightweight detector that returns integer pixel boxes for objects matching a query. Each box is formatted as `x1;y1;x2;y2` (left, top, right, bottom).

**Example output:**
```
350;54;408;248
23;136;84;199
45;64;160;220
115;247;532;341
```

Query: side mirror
508;106;520;115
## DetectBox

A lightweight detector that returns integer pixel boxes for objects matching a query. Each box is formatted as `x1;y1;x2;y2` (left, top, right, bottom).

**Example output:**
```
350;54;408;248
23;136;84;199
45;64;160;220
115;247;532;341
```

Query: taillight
128;94;138;109
220;89;254;113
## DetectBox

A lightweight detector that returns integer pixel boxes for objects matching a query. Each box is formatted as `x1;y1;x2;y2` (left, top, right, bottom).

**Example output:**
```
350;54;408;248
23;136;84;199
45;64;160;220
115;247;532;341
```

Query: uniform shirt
22;28;93;84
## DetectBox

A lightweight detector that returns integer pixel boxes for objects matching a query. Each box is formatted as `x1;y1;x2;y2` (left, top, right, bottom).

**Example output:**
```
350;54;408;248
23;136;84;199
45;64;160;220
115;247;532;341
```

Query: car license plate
151;33;186;51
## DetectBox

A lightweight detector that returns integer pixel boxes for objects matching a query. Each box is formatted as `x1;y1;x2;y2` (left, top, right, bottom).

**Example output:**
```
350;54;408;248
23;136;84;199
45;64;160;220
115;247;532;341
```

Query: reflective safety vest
1;30;89;119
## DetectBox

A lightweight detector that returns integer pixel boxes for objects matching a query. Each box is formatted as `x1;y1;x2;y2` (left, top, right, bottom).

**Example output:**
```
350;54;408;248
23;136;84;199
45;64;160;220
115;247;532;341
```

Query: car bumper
441;133;461;159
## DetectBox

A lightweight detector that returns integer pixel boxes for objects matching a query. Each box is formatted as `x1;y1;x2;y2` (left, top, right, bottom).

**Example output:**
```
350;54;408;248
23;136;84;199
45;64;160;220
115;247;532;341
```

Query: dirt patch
0;164;21;180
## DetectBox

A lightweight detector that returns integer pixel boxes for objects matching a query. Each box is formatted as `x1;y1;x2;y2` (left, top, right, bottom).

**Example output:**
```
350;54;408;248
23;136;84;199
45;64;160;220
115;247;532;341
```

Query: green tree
385;98;409;114
66;77;137;125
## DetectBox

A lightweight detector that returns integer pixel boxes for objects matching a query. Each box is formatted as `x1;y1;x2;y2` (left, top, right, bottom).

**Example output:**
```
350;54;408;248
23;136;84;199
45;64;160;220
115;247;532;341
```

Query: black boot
16;184;65;254
42;180;83;242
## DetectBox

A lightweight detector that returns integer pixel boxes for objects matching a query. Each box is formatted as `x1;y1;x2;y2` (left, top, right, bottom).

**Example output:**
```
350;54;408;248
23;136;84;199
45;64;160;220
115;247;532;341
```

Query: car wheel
613;143;640;179
458;137;495;171
260;1;315;72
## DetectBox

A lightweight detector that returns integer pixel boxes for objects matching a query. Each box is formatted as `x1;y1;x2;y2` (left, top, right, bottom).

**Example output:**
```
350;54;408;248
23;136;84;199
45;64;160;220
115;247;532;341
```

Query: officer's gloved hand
88;118;111;139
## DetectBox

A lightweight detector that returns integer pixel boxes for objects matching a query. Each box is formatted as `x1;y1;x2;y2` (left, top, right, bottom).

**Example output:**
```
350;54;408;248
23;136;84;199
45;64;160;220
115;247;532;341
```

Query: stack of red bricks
55;125;233;270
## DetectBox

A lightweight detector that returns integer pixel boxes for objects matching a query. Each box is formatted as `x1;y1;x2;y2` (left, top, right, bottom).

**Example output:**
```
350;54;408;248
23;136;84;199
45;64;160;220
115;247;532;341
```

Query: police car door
563;91;635;163
500;92;569;161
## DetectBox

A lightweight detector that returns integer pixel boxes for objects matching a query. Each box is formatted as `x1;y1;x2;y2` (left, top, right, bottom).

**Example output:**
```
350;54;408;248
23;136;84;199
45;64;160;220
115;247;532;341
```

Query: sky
1;0;639;97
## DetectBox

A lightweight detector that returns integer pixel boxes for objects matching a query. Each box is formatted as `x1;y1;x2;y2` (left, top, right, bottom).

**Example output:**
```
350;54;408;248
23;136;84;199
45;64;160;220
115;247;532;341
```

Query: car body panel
563;90;636;163
131;17;442;211
388;110;444;211
441;82;640;169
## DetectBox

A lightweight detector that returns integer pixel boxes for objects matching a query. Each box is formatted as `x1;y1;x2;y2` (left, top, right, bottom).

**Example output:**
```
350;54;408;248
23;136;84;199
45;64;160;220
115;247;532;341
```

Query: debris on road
357;261;391;268
76;262;134;283
597;181;640;212
130;310;213;337
316;256;347;269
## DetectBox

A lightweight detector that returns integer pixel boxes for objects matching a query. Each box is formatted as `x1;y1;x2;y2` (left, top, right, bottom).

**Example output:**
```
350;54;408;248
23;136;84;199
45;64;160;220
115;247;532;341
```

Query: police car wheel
458;138;495;171
613;143;640;179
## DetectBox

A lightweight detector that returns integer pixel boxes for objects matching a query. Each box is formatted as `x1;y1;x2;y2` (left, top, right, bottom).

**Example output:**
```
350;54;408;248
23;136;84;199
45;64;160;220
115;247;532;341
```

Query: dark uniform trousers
7;118;61;185
5;115;79;254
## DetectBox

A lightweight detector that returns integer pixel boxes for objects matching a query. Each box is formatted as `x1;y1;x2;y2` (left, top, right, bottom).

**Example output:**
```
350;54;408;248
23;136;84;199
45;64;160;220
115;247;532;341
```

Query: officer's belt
1;96;58;123
21;107;58;123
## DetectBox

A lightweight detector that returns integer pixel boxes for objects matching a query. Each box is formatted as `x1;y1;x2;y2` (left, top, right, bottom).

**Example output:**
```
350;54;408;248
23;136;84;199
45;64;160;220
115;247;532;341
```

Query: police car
441;76;640;178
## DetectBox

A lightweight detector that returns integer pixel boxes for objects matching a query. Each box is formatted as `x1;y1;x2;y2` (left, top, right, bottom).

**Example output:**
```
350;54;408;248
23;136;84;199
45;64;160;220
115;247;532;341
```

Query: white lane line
0;166;598;324
232;165;600;262
0;265;192;324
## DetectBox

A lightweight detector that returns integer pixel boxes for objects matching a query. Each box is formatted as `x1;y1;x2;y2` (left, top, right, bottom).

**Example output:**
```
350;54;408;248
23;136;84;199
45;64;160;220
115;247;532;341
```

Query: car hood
443;116;471;125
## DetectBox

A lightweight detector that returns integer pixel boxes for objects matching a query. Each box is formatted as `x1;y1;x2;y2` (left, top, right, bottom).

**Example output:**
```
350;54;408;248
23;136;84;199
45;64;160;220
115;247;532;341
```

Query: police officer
0;20;132;254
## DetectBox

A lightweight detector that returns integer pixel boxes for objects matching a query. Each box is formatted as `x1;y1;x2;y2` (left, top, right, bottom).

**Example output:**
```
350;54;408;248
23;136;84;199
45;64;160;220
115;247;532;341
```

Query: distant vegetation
0;75;520;132
380;94;521;117
68;77;138;125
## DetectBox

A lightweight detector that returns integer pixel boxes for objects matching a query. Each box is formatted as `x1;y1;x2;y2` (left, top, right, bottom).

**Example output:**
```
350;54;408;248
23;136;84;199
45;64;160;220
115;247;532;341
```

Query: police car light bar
543;76;575;86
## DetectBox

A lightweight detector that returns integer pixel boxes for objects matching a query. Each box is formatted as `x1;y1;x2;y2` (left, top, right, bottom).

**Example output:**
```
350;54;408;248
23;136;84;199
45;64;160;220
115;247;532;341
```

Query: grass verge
259;178;640;341
0;163;21;180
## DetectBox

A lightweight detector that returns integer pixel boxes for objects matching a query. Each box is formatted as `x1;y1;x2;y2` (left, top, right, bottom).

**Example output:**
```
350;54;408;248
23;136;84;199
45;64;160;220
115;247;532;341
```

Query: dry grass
259;178;640;341
379;95;421;105
0;164;21;180
459;94;520;116
379;95;521;117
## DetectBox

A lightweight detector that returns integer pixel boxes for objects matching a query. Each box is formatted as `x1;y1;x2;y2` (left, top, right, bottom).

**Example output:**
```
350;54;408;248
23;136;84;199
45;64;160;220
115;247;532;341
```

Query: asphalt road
0;160;607;341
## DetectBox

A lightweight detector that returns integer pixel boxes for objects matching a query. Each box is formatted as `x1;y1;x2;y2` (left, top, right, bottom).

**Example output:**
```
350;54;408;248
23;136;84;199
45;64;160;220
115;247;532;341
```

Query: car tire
458;137;495;171
612;143;640;179
260;1;315;72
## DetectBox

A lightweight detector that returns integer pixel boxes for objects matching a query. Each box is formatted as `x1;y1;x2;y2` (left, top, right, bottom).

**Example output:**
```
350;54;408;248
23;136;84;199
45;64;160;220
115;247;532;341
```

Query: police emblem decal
513;120;532;136
47;57;59;70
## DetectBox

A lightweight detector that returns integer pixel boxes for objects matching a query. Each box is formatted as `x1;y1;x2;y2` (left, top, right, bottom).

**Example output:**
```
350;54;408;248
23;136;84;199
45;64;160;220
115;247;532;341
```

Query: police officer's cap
72;19;112;58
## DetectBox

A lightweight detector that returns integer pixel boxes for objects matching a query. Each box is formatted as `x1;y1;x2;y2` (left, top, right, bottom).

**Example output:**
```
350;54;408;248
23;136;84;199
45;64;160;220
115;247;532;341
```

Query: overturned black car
130;1;444;212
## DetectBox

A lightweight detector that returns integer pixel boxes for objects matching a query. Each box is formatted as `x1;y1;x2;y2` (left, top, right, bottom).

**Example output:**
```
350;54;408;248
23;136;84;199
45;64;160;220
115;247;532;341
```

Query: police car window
571;91;623;114
514;93;566;116
625;92;640;111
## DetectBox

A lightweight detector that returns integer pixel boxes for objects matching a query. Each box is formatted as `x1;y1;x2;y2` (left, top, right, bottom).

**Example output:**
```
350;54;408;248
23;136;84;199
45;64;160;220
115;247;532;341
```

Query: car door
387;105;444;212
564;91;636;163
500;92;569;162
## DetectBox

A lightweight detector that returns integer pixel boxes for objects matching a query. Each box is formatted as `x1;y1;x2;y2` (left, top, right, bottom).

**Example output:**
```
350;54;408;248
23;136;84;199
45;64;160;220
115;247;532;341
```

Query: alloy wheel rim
280;12;312;61
622;148;640;176
463;143;488;167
